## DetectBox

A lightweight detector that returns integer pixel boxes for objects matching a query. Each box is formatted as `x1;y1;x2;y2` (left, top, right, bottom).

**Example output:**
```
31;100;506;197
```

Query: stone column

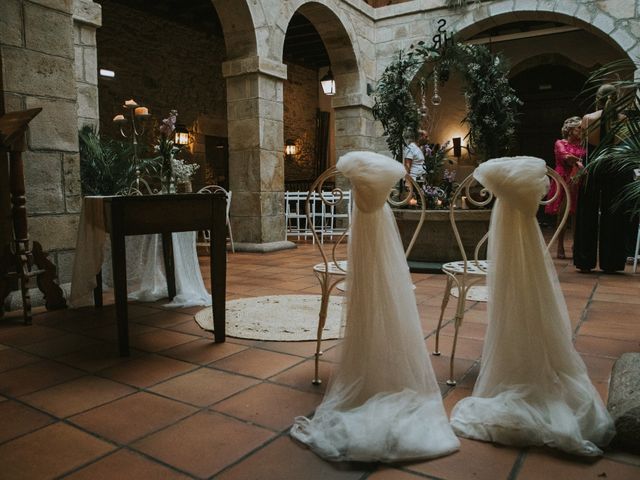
0;0;90;285
73;0;102;130
222;56;294;251
333;94;378;159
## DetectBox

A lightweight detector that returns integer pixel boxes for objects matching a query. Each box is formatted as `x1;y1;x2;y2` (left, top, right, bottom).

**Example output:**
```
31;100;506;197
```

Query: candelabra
113;99;152;194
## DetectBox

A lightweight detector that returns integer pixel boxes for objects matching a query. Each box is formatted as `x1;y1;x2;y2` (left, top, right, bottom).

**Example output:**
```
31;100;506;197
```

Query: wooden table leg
93;270;103;308
211;199;226;342
161;233;176;299
110;207;129;356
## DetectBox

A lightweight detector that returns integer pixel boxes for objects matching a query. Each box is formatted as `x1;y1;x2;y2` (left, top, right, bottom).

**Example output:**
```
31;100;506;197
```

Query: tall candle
124;99;138;107
461;196;468;209
134;106;148;116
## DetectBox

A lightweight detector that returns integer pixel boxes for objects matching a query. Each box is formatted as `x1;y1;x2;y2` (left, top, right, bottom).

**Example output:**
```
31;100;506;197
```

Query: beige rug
194;294;344;341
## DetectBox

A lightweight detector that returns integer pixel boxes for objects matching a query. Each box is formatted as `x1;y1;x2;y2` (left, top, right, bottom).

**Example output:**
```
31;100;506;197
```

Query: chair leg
446;287;468;386
433;275;453;356
227;224;235;253
312;290;330;385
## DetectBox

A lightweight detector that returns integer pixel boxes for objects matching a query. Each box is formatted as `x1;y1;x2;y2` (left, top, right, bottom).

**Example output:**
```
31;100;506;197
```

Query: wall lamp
453;137;462;158
285;139;298;156
320;68;336;96
174;124;190;147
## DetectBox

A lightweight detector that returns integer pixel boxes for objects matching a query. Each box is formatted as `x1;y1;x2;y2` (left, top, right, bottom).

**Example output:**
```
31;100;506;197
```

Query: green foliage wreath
372;41;522;161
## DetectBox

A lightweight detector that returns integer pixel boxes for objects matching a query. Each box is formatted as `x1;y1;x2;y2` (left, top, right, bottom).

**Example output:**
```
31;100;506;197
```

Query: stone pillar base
233;241;297;253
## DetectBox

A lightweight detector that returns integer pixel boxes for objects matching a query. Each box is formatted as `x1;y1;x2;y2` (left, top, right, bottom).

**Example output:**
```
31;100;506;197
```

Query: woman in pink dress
545;116;585;259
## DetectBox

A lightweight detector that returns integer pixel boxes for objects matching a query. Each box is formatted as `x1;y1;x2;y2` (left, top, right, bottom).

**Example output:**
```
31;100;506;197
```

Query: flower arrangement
155;110;179;192
172;157;199;184
421;141;450;186
415;140;458;209
153;109;199;192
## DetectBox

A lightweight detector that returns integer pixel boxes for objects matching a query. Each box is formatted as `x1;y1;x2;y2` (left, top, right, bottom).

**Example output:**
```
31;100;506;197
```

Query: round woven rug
194;294;344;341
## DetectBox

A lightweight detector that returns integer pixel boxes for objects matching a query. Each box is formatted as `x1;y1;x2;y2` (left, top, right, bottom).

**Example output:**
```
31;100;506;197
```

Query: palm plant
581;59;640;214
79;126;149;195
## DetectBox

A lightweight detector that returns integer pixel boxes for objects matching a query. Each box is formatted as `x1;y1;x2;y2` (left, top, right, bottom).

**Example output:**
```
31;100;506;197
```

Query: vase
177;180;192;193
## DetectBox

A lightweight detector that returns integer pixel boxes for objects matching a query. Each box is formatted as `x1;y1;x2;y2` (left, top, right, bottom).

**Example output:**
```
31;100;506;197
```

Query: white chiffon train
450;157;615;456
290;151;459;462
128;232;212;308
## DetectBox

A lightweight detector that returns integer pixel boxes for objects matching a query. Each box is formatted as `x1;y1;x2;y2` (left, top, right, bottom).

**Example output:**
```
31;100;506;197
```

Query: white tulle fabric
290;151;459;462
128;232;212;308
450;156;615;456
69;197;210;309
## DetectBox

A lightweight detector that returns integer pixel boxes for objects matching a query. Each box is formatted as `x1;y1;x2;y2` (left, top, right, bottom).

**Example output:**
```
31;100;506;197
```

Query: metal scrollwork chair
308;167;426;385
433;166;570;385
198;185;234;253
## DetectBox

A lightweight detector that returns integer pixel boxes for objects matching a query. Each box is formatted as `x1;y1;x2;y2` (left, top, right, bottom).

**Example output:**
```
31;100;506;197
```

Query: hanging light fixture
285;139;298;156
320;68;336;96
452;137;462;158
174;124;190;147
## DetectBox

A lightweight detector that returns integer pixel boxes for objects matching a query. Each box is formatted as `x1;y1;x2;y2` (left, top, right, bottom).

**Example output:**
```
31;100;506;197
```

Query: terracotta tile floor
1;241;639;479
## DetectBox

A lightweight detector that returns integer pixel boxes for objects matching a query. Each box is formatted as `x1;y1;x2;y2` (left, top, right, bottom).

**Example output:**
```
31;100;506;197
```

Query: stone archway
446;1;635;163
292;2;369;163
213;0;366;248
451;2;637;63
281;1;364;186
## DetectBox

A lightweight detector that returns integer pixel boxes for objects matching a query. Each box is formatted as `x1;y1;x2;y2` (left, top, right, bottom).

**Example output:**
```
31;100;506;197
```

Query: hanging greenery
372;41;522;161
445;0;481;9
371;47;429;162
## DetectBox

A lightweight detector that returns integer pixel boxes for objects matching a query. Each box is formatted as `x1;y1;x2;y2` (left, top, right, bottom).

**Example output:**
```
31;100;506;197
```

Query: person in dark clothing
573;84;632;273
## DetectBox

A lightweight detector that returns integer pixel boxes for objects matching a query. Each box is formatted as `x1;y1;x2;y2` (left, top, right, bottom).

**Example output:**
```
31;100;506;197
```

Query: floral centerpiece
172;157;199;191
156;110;179;193
153;109;199;193
417;140;458;209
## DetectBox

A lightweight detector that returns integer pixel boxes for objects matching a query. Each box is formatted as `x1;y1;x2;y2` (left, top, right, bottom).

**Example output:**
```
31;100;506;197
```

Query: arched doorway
282;12;333;192
96;0;228;192
511;63;588;164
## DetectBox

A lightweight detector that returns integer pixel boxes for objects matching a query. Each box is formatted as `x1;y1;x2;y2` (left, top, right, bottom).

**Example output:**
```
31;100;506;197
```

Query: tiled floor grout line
506;450;528;480
2;241;638;479
572;277;600;340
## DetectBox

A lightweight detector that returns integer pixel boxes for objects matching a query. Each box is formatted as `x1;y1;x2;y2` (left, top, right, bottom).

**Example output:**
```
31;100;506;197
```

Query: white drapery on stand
450;157;615;456
291;151;459;462
70;197;211;309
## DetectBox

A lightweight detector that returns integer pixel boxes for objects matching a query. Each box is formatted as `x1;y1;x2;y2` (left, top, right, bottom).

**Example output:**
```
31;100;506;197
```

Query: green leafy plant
440;43;522;159
372;41;521;163
445;0;482;9
78;126;134;195
372;49;426;162
580;59;640;214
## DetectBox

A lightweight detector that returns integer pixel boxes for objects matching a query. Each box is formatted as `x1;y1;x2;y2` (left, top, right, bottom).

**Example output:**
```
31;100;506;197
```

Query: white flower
171;157;199;183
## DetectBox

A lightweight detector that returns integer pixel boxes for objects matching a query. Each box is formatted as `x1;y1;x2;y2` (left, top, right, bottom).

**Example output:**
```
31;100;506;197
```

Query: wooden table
99;194;227;356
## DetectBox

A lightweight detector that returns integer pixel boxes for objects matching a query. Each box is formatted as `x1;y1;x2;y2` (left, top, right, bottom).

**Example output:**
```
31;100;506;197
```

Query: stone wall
283;62;319;182
0;0;100;283
96;0;227;162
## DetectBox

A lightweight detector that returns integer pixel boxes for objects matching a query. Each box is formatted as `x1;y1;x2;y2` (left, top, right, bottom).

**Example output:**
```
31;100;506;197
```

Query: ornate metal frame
433;166;570;385
307;167;426;384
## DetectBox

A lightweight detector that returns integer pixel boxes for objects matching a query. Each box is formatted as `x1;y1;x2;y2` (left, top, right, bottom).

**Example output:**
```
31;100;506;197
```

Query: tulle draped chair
433;166;570;385
198;185;234;253
308;166;426;385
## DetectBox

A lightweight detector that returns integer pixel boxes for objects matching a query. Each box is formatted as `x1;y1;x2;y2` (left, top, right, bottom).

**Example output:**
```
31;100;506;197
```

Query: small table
100;194;227;356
